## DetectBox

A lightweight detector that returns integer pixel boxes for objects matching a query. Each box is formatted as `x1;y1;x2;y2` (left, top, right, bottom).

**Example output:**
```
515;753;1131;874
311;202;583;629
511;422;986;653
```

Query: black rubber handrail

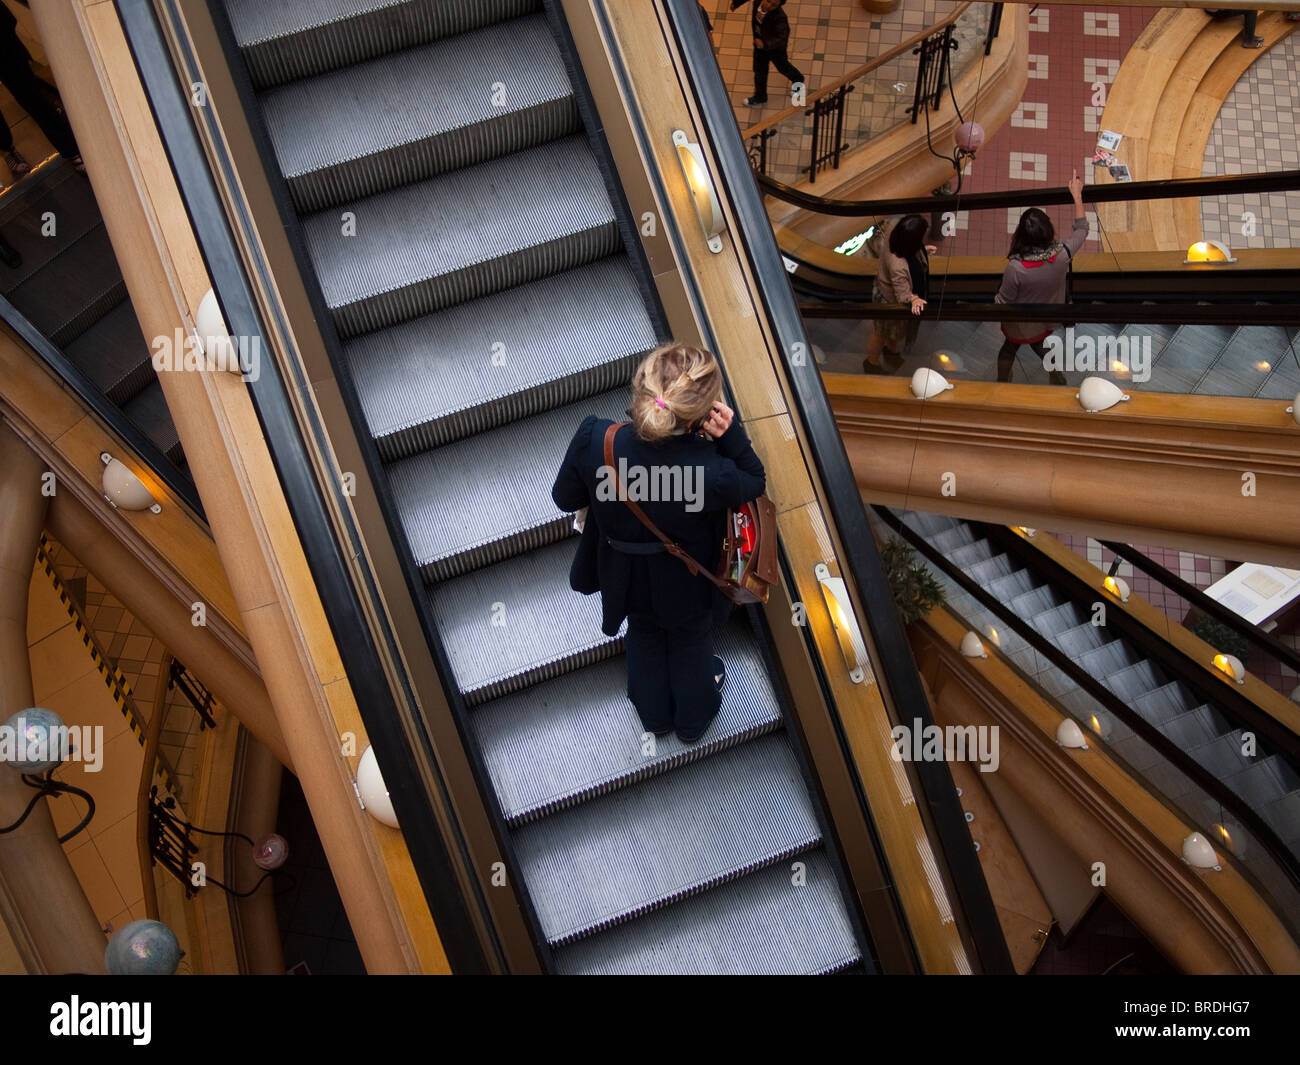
665;0;1014;975
758;168;1300;218
0;293;204;518
115;0;498;973
1097;540;1300;680
875;506;1300;914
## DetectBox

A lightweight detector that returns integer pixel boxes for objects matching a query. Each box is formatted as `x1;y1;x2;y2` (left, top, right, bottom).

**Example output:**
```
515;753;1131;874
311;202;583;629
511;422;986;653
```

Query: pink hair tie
654;396;666;409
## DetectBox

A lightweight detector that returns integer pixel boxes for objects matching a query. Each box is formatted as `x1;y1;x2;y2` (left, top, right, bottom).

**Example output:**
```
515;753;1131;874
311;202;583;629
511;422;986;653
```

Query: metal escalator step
900;509;955;538
261;14;577;213
5;224;125;347
1027;601;1089;636
553;848;861;975
390;389;626;581
929;524;977;555
965;553;1014;585
1160;705;1223;750
986;570;1037;603
121;382;183;465
1263;791;1300;844
474;621;783;824
63;300;152;406
300;134;619;337
0;167;105;294
349;256;653;458
946;539;995;569
1102;660;1164;701
1076;639;1139;678
430;537;620;703
1052;621;1107;658
1186;733;1252;780
514;732;823;945
225;0;540;89
1222;756;1289;810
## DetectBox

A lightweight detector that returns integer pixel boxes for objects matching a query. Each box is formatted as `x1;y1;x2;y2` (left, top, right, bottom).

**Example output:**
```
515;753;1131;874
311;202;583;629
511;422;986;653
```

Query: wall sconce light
1056;718;1089;749
959;631;987;658
1181;832;1221;870
101;453;161;513
911;367;954;399
1013;526;1036;539
1184;240;1236;265
672;130;725;253
815;563;868;684
195;288;243;375
1212;653;1245;684
356;745;400;827
1103;575;1130;602
1077;376;1130;412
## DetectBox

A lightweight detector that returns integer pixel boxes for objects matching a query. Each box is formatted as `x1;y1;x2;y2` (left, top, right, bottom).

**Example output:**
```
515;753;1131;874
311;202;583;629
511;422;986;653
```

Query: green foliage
881;536;947;625
1190;614;1252;662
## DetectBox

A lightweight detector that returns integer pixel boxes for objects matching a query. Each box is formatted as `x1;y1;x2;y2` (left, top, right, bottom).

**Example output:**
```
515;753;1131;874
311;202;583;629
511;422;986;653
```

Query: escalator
0;159;188;476
890;509;1300;877
216;0;868;973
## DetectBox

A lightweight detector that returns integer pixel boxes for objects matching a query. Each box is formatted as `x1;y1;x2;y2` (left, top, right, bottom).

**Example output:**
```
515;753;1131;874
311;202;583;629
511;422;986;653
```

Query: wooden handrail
740;2;973;140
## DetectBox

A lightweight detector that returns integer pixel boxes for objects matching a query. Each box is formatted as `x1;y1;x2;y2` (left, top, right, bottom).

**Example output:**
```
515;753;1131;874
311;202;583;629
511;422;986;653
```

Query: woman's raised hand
702;399;734;438
1068;168;1084;206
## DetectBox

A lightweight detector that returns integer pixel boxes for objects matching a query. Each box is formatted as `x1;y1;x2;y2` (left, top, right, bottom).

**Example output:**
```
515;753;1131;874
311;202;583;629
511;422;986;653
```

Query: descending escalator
0;159;188;474
895;510;1300;862
218;0;868;973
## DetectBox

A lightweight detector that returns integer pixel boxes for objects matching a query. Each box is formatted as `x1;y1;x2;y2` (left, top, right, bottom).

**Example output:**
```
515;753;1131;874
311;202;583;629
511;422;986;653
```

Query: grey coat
995;216;1088;344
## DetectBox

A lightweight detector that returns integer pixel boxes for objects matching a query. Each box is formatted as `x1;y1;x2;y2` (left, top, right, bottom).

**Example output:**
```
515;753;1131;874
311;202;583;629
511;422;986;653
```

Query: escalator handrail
798;302;1300;324
758;168;1300;219
664;0;1015;975
1098;540;1300;681
875;505;1300;911
114;0;499;973
0;292;204;519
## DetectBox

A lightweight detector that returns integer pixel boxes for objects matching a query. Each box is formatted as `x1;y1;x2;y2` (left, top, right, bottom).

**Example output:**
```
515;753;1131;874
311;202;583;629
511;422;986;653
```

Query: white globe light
1182;832;1219;869
959;631;987;658
196;288;241;374
1289;393;1300;426
910;367;953;399
1077;376;1129;412
1056;718;1088;749
357;746;399;828
101;455;159;512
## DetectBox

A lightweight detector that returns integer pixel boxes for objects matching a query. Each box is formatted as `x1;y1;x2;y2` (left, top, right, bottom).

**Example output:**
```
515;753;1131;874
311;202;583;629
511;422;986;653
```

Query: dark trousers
997;339;1066;384
626;612;718;738
752;47;803;99
0;27;79;158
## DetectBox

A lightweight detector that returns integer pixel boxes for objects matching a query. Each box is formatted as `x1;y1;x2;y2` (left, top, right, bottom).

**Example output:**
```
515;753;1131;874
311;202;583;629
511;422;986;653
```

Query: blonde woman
552;343;766;744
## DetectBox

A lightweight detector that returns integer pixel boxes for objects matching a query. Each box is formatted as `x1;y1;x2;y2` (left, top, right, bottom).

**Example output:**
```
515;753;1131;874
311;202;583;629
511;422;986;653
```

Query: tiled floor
1201;29;1300;250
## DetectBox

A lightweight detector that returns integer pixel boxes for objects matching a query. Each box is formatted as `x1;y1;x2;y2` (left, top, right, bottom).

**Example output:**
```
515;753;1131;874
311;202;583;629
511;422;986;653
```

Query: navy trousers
626;612;719;739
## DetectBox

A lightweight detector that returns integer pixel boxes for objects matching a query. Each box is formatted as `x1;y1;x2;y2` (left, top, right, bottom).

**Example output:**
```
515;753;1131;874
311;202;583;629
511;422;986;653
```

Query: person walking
552;343;766;745
0;4;82;176
732;0;804;106
995;170;1087;384
863;213;935;373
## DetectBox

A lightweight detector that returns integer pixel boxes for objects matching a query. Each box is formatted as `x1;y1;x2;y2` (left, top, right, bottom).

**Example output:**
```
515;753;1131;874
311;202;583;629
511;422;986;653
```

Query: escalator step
261;13;578;212
514;732;823;945
1052;621;1108;658
473;621;783;824
63;300;152;407
965;553;1014;585
1076;639;1140;678
5;224;125;347
350;256;652;459
225;0;540;89
388;389;626;581
946;539;996;569
121;381;183;465
1132;681;1197;725
1102;660;1164;701
300;134;619;337
986;569;1037;603
553;849;861;975
0;166;105;294
430;537;620;703
1010;586;1068;622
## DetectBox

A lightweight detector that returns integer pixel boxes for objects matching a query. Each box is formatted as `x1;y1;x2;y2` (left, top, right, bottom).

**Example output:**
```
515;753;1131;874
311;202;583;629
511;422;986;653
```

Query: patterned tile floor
1201;29;1300;250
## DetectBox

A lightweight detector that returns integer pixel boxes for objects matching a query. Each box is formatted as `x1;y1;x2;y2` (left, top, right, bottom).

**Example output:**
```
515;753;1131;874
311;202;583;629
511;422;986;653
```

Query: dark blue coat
552;415;767;636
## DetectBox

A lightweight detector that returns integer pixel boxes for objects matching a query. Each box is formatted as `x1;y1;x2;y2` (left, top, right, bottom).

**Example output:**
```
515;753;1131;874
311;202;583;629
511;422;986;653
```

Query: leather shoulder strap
602;422;719;584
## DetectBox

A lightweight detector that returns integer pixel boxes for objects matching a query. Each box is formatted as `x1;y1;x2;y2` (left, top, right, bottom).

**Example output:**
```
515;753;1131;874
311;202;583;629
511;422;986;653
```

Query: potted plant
881;536;946;624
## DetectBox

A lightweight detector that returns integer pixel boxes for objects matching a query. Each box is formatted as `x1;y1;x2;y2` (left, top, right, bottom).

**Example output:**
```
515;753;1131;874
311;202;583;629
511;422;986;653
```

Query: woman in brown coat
863;213;935;373
995;170;1087;384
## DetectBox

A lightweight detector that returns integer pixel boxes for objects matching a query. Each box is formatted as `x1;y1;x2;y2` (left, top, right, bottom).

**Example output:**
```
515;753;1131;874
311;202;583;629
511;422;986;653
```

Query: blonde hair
630;343;722;442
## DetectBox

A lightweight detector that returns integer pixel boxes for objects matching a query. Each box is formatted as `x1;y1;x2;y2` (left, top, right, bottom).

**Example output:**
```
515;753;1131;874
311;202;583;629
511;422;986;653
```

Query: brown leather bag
602;422;778;605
